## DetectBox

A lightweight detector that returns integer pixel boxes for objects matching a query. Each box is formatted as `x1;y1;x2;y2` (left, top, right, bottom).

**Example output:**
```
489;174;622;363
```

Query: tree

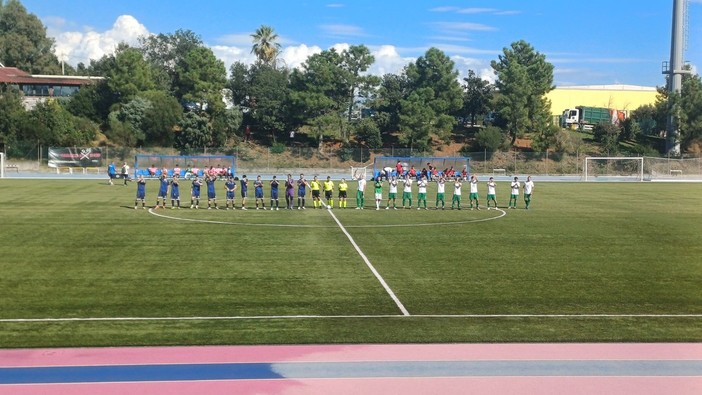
106;97;152;146
461;70;494;126
491;40;554;145
105;45;155;101
530;124;560;151
65;83;116;124
677;73;702;151
339;45;377;128
593;123;621;155
20;100;96;146
246;64;291;142
474;126;506;152
250;25;281;66
211;107;243;146
372;73;411;135
0;0;61;74
139;29;204;93
405;48;463;143
139;90;183;146
353;118;382;149
398;89;434;151
175;111;212;150
0;85;26;149
175;46;227;110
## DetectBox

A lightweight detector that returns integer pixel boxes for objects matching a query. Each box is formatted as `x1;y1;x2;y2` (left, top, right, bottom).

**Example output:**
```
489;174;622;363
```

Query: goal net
350;166;369;180
583;156;644;181
134;154;235;178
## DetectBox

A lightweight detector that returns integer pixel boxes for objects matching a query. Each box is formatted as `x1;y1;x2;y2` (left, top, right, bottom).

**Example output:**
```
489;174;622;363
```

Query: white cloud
281;44;323;69
320;24;367;38
367;45;414;76
50;15;149;65
456;8;498;14
431;22;497;32
326;3;345;8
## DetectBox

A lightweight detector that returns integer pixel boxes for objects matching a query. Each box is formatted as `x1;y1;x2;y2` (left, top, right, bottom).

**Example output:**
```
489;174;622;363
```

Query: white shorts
375;193;382;200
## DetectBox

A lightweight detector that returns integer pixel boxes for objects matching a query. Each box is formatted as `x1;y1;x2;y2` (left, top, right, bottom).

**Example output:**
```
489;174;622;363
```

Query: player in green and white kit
508;176;519;209
451;178;462;210
486;177;497;210
435;176;446;210
374;178;383;210
401;175;413;209
386;176;398;210
416;176;428;210
469;175;480;210
523;175;535;209
355;175;366;209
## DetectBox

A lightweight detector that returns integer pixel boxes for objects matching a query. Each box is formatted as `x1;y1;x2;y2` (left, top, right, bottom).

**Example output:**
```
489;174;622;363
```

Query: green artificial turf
0;179;700;347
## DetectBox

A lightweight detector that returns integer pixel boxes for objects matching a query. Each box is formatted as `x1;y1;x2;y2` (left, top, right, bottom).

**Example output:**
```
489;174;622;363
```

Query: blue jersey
107;164;116;175
225;180;236;199
158;178;169;197
240;179;248;192
270;180;279;197
191;180;201;197
170;179;180;199
136;179;146;199
254;180;264;198
206;178;216;198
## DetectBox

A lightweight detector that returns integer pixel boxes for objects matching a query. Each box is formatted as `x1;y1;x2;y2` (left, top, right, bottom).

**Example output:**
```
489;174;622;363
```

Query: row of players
134;173;535;211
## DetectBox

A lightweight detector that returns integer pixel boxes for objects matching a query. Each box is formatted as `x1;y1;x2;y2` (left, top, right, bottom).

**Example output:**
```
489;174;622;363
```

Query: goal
583;156;644;181
350;166;369;180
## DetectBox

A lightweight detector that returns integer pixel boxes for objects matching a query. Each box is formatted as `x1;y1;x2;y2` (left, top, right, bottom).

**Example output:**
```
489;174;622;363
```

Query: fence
4;144;702;178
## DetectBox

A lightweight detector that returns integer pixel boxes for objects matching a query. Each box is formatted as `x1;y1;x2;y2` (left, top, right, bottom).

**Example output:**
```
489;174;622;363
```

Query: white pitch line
2;313;701;323
324;203;410;316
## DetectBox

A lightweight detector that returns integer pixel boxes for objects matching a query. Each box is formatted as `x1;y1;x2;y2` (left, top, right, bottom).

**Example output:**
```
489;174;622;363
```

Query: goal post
350;165;369;180
0;152;4;179
583;156;644;181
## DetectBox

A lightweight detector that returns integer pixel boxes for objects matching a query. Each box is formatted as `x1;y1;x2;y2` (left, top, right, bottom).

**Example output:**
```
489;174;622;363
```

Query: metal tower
664;0;691;155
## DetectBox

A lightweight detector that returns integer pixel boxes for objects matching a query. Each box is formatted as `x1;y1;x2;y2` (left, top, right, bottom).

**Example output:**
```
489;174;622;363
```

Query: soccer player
254;175;266;210
285;174;295;209
190;176;202;209
297;174;308;209
509;176;520;209
170;174;181;209
435;176;446;210
224;176;237;209
523;175;535;210
240;175;249;210
134;175;146;209
401;175;413;209
309;176;322;209
417;176;428;210
156;174;169;209
486;177;497;210
451;178;462;210
387;176;398;210
270;176;280;210
107;161;116;185
323;176;334;209
355;174;366;210
373;177;383;210
338;178;348;208
206;174;218;209
121;162;130;185
469;175;480;210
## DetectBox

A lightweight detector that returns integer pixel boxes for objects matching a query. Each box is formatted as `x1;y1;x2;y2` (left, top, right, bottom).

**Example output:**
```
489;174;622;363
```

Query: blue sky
19;0;702;87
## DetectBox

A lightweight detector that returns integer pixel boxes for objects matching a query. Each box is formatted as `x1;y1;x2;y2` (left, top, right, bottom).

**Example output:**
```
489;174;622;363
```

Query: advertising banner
48;147;103;168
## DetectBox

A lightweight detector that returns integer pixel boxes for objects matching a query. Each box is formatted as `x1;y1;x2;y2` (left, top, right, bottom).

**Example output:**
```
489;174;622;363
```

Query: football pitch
0;179;701;348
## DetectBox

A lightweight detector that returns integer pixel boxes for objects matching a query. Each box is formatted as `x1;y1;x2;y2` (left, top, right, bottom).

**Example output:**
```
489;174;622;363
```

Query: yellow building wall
546;86;659;116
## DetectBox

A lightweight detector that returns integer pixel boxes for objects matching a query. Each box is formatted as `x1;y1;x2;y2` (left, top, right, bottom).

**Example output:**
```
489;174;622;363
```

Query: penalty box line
322;199;410;316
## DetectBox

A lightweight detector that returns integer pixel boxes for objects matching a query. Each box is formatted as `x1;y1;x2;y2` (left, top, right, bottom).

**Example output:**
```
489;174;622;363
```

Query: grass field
0;178;701;348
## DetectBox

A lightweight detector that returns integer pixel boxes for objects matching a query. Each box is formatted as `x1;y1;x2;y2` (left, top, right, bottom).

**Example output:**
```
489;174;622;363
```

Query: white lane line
324;205;411;316
2;313;701;323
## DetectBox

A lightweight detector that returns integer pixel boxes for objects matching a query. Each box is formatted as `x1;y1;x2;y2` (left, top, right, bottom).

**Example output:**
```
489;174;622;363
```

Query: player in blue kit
206;174;218;209
240;175;249;210
270;175;280;211
134;175;146;209
297;173;308;209
170;174;181;209
156;174;169;209
224;176;237;210
254;175;266;210
190;176;202;209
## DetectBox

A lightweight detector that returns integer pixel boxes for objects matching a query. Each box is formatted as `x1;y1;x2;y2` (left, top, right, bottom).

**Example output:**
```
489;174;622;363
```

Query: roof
0;67;103;86
555;84;657;92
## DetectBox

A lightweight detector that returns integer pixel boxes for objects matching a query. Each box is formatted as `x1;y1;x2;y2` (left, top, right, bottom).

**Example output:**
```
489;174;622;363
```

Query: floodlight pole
664;0;691;156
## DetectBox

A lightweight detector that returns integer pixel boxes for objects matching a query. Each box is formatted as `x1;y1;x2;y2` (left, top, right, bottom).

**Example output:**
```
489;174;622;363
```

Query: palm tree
251;25;281;66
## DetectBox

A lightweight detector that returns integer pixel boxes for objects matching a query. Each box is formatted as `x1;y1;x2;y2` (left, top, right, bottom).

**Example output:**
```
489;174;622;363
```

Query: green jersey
374;181;382;194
